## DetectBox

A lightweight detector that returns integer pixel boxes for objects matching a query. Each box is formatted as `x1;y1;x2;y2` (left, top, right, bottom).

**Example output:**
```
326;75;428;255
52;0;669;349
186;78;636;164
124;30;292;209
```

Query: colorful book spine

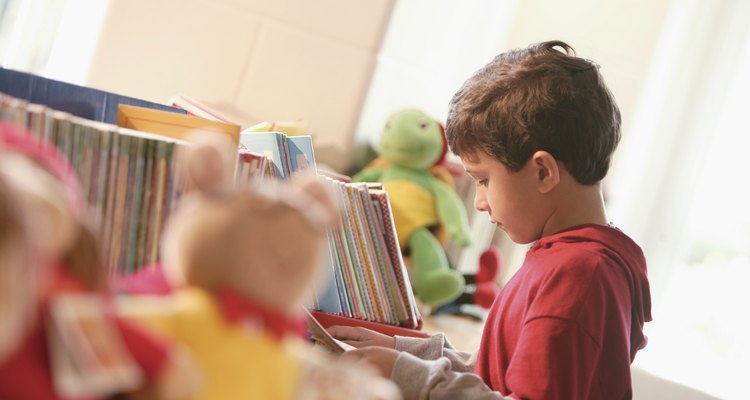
1;89;423;333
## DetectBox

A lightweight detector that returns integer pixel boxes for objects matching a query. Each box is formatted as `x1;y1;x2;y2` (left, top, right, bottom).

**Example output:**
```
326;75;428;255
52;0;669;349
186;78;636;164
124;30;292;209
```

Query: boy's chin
504;228;539;245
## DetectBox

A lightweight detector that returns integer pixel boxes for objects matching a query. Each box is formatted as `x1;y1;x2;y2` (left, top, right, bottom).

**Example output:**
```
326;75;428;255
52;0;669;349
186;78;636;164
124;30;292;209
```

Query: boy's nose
474;188;489;212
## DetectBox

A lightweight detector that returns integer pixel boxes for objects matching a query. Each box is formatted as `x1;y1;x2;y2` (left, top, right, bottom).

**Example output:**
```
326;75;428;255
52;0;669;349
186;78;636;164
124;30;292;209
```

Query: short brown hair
446;40;621;185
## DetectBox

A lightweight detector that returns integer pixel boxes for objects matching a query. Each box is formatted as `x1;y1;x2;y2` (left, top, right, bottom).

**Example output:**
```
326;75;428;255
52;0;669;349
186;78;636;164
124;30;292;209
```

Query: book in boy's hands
304;308;354;353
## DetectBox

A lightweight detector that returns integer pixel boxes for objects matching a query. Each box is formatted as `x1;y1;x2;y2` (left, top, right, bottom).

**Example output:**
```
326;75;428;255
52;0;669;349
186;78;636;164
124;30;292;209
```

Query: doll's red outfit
0;268;170;400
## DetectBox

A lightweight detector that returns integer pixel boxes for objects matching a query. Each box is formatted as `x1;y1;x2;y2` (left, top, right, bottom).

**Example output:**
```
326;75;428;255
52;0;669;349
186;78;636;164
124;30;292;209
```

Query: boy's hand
340;346;400;378
327;325;395;349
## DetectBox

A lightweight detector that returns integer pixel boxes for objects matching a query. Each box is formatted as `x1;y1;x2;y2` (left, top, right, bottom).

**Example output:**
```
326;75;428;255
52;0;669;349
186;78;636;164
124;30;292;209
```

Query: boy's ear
531;151;560;194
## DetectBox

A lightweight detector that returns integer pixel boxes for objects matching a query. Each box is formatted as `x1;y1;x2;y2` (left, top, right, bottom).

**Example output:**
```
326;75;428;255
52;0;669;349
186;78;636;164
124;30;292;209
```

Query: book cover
349;184;392;323
368;192;411;325
304;309;353;353
235;150;268;187
117;104;240;145
357;187;403;325
372;190;421;329
333;181;365;320
126;136;147;273
286;135;317;174
314;232;345;316
113;134;132;272
338;183;374;320
135;140;155;268
239;131;290;180
310;310;428;339
168;94;234;124
0;67;186;124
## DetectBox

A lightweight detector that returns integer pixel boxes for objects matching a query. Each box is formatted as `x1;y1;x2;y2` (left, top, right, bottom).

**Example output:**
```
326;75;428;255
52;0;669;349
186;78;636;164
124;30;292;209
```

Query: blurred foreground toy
119;133;399;400
0;121;198;400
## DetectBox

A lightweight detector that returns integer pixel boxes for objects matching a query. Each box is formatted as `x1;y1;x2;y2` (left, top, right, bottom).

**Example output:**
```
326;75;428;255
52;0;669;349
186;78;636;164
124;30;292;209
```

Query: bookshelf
0;67;424;336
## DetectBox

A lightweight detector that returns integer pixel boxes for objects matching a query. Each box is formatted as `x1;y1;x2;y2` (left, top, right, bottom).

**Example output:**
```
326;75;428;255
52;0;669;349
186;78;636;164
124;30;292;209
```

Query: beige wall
502;0;671;146
353;0;672;277
86;0;394;171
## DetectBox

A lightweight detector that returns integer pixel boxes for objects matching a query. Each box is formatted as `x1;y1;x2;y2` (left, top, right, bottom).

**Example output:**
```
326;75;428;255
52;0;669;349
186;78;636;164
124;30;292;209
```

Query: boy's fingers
327;325;374;341
339;348;367;363
327;325;357;339
342;339;366;349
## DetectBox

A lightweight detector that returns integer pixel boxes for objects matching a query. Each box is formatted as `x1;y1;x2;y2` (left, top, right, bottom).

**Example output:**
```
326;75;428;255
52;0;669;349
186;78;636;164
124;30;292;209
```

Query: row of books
238;130;421;330
2;72;422;332
319;180;420;329
239;130;316;181
1;92;189;275
0;66;186;124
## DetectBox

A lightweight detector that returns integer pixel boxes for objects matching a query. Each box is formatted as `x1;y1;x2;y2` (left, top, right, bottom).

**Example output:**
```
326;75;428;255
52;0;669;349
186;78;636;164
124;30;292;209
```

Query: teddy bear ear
182;132;237;195
293;172;339;228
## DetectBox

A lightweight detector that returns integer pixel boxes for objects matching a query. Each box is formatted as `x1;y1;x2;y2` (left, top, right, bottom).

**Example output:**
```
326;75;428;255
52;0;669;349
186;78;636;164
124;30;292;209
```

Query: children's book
0;67;186;124
304;309;353;353
168;94;234;124
117;104;240;144
239;131;290;180
286;135;317;173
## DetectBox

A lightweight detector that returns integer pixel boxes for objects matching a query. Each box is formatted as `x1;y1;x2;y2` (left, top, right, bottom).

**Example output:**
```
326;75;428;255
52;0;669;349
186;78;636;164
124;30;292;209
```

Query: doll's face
169;191;330;315
379;109;444;170
0;174;35;361
240;211;327;313
0;154;78;259
164;135;338;316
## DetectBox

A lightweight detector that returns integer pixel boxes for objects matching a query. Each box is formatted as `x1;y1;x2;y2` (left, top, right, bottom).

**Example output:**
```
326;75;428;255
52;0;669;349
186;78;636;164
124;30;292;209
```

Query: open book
304;309;354;354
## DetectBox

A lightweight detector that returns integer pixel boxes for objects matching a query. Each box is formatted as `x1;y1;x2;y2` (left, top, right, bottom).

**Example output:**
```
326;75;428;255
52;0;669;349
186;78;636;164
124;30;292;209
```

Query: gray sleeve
390;352;509;400
394;333;476;373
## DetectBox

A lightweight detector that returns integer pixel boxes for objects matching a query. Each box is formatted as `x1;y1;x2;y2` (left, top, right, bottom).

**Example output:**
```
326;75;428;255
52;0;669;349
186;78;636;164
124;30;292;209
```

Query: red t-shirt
475;224;652;399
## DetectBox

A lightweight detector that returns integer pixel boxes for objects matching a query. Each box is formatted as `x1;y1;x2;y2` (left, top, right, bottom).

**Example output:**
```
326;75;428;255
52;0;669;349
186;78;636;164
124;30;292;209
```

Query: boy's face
461;151;550;244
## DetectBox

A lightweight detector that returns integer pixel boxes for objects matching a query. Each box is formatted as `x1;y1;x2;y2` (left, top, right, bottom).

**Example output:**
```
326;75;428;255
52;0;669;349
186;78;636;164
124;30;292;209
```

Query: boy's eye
476;179;488;187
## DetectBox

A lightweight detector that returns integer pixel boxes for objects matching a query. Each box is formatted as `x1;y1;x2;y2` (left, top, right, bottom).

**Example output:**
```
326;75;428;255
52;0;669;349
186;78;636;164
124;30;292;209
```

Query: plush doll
118;134;399;400
353;109;471;307
0;121;198;400
432;246;503;319
0;172;36;364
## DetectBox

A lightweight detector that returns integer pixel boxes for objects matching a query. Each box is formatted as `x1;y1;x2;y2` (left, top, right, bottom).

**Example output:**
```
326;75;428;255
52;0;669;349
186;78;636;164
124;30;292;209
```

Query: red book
310;310;428;339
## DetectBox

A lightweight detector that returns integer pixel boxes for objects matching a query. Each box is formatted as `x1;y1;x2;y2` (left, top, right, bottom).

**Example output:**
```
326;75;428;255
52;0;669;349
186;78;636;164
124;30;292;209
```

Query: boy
329;40;652;399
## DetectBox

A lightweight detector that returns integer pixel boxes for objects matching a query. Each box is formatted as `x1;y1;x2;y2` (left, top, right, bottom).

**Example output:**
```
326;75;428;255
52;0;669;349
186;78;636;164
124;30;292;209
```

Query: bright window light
634;33;750;400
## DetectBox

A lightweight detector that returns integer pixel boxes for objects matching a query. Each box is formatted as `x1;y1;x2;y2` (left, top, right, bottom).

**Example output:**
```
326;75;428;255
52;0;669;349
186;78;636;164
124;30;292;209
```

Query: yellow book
117;104;240;144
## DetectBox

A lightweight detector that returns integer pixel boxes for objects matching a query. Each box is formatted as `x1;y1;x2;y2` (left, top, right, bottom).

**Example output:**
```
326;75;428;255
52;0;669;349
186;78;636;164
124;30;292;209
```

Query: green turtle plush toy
353;109;471;307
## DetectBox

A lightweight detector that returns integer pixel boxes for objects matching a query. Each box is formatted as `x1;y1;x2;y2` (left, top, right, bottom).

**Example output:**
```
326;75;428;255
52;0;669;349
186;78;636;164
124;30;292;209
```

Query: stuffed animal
118;133;399;400
0;171;35;364
0;121;198;400
432;246;503;319
353;109;471;307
